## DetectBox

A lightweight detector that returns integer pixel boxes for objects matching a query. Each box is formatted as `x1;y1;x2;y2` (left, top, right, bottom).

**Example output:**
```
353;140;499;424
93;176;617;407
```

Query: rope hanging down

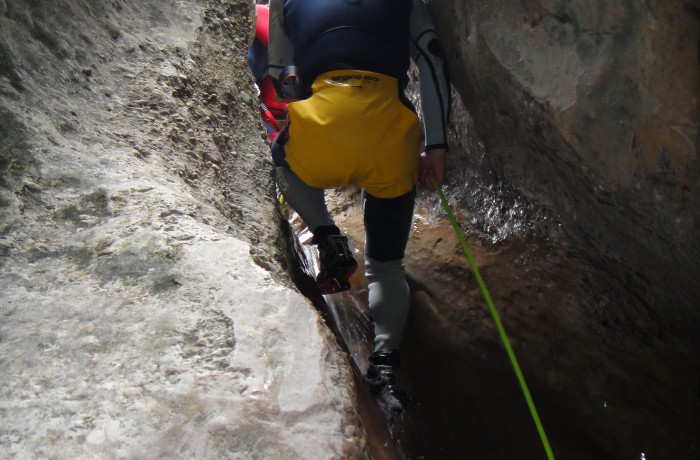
432;179;555;460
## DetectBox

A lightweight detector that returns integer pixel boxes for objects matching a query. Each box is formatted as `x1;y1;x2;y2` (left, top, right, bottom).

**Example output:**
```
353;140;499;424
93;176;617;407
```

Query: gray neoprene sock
365;256;410;352
275;166;335;232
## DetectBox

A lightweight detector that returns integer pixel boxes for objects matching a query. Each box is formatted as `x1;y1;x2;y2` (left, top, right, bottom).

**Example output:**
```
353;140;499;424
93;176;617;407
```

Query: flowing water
280;83;699;459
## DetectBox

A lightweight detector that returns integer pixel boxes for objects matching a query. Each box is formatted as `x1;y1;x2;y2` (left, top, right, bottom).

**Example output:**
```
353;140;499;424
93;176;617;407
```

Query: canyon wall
428;0;699;338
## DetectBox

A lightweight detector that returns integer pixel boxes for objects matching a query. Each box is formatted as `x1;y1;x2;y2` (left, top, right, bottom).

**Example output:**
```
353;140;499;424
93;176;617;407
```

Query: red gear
255;5;286;138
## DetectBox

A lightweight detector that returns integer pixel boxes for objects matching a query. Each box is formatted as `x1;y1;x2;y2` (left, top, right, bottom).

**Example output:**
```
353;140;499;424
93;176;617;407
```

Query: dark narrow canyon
1;1;697;458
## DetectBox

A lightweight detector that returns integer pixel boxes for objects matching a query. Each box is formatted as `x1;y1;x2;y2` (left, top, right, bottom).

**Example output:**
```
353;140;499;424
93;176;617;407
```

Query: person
248;4;287;141
267;0;450;412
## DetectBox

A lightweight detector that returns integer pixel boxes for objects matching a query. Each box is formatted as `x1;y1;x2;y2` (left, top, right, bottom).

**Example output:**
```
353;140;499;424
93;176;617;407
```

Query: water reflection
296;234;431;460
409;76;552;246
278;69;699;459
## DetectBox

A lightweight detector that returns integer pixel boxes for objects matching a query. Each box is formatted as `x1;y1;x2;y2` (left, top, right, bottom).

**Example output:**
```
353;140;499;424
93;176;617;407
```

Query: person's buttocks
284;69;421;199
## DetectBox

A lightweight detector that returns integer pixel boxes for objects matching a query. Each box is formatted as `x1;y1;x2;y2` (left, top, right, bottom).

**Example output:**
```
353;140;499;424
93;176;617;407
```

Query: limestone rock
0;1;365;458
429;0;699;336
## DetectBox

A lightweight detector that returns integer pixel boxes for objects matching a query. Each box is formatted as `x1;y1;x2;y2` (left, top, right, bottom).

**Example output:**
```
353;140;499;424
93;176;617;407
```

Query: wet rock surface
400;2;699;456
1;0;698;459
427;0;699;337
330;186;698;459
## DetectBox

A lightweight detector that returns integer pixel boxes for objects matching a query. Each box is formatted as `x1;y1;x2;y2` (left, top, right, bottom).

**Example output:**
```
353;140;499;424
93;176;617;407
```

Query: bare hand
419;147;447;191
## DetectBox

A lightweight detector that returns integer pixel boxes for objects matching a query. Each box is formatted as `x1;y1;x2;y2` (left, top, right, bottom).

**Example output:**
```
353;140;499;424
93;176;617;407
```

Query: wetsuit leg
365;257;410;351
275;166;335;232
363;189;416;352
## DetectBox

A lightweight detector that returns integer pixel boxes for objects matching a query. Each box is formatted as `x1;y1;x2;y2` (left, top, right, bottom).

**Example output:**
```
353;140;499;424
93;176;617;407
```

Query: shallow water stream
283;97;699;458
289;189;698;459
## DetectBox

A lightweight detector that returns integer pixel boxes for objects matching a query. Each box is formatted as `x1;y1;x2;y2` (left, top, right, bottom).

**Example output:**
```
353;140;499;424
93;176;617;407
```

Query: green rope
432;179;555;460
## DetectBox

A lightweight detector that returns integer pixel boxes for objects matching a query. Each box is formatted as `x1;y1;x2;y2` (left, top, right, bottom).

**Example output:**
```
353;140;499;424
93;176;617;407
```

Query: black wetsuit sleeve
268;0;294;97
410;0;451;150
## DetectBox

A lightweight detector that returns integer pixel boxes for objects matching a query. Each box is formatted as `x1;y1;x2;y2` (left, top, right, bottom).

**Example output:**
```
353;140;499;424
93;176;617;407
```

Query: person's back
267;0;451;415
280;0;412;91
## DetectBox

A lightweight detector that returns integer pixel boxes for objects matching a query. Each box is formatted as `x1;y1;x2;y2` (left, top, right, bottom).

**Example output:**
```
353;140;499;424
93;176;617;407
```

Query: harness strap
259;99;281;133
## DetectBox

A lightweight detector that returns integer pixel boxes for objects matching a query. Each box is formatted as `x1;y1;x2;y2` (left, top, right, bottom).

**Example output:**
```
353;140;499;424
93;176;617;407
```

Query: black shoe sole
317;264;357;294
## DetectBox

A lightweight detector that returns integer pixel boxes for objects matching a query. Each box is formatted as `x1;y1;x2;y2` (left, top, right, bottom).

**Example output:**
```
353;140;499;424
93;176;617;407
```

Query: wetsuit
268;0;450;352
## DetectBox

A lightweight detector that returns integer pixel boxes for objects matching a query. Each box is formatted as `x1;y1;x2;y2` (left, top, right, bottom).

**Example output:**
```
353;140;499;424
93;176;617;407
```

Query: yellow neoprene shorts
284;70;421;199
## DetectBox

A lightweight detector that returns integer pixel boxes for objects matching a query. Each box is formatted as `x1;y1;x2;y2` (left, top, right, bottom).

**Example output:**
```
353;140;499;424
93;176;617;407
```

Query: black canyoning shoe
365;349;410;416
313;226;357;294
